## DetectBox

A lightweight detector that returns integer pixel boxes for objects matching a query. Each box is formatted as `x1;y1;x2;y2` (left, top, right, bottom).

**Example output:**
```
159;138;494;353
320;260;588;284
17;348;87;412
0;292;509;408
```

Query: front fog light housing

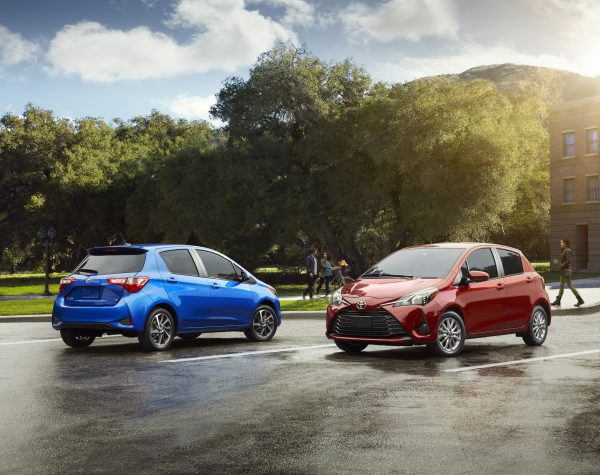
393;287;439;307
330;288;344;305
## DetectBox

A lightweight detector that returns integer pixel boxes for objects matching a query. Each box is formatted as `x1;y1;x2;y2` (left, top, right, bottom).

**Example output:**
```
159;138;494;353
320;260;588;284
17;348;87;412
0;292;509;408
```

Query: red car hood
342;278;443;300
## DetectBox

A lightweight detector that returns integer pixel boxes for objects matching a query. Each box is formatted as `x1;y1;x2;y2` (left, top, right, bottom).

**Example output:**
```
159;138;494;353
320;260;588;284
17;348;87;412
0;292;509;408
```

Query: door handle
496;282;505;290
167;276;178;283
526;276;533;283
211;282;221;289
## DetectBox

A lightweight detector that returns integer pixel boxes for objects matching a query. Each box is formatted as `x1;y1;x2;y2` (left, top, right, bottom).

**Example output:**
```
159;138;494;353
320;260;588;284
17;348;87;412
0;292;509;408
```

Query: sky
1;0;599;124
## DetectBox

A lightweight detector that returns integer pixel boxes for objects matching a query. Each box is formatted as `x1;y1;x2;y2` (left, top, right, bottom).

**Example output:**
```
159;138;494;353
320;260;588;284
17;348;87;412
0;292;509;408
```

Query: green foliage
0;47;553;273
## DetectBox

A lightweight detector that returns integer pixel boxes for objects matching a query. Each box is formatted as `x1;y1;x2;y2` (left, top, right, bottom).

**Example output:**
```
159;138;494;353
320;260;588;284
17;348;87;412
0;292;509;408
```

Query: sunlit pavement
1;315;599;474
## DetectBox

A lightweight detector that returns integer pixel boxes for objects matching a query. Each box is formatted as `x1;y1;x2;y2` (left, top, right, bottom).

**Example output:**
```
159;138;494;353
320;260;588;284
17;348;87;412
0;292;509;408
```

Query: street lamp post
38;226;57;297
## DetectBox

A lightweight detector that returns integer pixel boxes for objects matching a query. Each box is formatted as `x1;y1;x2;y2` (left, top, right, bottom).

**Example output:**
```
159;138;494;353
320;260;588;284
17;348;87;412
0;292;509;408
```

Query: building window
586;176;599;202
586;128;599;154
563;132;576;157
563;178;575;203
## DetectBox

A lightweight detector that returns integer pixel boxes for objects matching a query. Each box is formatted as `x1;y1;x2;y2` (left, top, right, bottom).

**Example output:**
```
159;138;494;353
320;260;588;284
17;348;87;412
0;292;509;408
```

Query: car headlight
330;288;345;305
392;287;439;307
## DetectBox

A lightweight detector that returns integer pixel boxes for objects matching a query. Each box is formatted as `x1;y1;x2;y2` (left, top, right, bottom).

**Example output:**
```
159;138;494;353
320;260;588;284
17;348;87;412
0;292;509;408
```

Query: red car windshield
362;248;465;279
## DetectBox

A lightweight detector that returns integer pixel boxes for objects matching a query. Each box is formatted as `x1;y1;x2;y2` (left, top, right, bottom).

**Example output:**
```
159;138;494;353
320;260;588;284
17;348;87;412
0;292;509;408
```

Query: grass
0;295;326;316
0;298;54;316
531;262;550;273
0;273;62;296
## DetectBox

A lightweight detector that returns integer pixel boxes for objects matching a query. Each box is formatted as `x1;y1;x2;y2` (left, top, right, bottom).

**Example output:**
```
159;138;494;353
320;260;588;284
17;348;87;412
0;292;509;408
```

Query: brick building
549;96;600;271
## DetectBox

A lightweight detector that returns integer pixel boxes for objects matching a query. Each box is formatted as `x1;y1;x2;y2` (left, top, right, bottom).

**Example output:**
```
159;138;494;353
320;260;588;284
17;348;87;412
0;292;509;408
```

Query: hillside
441;63;600;104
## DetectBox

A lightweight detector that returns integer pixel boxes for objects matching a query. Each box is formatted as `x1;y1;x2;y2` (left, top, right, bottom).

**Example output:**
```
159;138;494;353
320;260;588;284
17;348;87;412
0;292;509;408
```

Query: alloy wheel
438;317;462;353
150;312;173;349
253;308;275;338
532;309;547;342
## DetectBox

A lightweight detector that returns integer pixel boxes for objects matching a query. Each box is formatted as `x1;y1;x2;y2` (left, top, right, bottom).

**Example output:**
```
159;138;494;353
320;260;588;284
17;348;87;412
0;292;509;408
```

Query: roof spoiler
88;246;147;255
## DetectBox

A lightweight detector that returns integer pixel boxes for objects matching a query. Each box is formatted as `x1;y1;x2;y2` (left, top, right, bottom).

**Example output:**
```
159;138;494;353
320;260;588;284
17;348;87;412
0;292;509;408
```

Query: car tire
179;333;202;340
522;305;548;346
60;329;96;348
244;305;277;342
428;311;466;357
138;307;176;351
335;340;368;353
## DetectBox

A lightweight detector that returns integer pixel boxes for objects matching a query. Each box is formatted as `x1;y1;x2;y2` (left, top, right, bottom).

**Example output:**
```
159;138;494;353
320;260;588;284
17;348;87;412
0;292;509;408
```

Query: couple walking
303;248;333;299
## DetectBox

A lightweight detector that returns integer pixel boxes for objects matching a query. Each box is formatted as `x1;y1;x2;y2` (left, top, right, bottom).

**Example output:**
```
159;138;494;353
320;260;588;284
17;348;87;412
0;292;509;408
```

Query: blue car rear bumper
52;291;155;333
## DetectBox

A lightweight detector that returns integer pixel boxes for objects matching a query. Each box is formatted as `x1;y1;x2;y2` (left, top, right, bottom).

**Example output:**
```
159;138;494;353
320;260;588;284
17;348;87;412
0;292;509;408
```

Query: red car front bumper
326;302;442;346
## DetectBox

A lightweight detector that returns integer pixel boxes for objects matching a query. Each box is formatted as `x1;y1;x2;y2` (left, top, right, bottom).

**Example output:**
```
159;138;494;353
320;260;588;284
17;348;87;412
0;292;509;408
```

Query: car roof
88;244;216;252
407;242;522;252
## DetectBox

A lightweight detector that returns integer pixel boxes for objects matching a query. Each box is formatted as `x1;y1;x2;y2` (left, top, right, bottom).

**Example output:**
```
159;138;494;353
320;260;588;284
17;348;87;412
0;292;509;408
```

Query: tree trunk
318;217;368;277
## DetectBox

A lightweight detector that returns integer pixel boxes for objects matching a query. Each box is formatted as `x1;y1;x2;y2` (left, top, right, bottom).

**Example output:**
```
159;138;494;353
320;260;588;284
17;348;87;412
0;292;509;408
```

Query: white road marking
0;335;122;346
161;344;337;363
444;349;600;373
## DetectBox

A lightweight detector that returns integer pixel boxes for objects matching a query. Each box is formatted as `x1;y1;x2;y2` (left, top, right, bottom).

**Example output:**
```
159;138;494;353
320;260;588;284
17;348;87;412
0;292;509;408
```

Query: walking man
551;239;584;307
303;248;318;299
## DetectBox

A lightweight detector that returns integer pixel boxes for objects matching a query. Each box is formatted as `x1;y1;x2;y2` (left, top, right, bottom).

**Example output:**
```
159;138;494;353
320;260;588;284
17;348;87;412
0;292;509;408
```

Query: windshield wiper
365;272;414;279
76;268;98;275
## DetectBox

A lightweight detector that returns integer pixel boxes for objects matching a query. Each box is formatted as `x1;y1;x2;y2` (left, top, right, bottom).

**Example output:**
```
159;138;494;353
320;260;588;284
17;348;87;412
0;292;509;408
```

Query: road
1;315;599;474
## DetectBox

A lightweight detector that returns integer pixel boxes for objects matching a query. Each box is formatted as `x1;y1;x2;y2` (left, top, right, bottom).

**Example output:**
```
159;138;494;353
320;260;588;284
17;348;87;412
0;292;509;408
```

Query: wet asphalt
0;314;599;475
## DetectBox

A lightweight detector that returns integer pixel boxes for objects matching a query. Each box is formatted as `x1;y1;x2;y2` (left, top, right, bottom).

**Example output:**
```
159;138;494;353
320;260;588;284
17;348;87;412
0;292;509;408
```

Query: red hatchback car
326;243;551;357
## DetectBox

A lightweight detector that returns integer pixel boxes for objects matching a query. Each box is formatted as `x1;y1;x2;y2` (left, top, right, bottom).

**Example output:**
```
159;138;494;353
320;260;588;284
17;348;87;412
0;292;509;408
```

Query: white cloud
340;0;459;43
249;0;316;27
162;93;219;123
0;25;39;66
46;0;296;82
374;43;578;82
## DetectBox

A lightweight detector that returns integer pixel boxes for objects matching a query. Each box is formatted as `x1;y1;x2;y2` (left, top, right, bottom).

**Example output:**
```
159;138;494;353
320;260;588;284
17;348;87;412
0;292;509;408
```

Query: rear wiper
76;268;98;275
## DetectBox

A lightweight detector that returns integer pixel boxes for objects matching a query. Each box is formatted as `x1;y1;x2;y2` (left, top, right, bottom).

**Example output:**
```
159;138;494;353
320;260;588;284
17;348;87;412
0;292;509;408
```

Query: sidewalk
545;283;600;315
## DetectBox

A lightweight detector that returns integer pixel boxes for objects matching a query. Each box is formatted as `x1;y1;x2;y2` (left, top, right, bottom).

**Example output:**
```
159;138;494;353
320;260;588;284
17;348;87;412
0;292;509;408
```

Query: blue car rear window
74;253;146;275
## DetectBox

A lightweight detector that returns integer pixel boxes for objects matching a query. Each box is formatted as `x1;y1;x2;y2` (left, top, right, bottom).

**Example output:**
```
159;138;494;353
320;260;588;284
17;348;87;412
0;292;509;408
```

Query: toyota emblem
357;300;366;310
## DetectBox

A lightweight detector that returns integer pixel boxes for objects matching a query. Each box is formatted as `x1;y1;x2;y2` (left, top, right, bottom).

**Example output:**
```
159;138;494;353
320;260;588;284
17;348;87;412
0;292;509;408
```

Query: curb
551;302;600;316
0;311;325;323
0;314;51;322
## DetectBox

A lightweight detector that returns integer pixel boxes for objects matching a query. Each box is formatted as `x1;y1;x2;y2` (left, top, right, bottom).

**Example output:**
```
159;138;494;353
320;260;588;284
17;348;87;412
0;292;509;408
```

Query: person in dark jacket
551;239;584;307
302;248;318;299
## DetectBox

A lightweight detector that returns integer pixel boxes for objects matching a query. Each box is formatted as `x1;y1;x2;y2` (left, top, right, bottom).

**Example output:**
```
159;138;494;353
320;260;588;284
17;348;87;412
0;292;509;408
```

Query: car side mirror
238;270;248;282
468;270;490;282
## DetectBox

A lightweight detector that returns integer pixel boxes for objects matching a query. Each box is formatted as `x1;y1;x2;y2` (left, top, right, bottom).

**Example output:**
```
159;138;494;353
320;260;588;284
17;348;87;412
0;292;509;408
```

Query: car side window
466;248;499;278
160;249;199;276
497;248;524;276
196;250;238;281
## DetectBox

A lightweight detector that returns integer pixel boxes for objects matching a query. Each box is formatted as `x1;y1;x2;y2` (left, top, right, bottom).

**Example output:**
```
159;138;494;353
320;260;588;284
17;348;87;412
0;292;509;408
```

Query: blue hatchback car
52;244;281;351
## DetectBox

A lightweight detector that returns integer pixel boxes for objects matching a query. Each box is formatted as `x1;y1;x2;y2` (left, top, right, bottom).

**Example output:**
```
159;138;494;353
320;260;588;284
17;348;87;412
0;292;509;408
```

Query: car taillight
59;277;76;293
107;276;149;293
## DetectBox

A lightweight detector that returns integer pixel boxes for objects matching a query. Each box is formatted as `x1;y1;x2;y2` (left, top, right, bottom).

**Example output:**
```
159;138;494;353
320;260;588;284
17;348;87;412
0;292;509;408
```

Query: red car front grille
330;309;408;338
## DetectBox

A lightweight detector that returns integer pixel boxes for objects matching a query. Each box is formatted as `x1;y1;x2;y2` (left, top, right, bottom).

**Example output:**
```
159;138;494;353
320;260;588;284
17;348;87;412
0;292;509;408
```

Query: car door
495;248;531;330
194;249;255;328
157;249;211;331
463;247;507;335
